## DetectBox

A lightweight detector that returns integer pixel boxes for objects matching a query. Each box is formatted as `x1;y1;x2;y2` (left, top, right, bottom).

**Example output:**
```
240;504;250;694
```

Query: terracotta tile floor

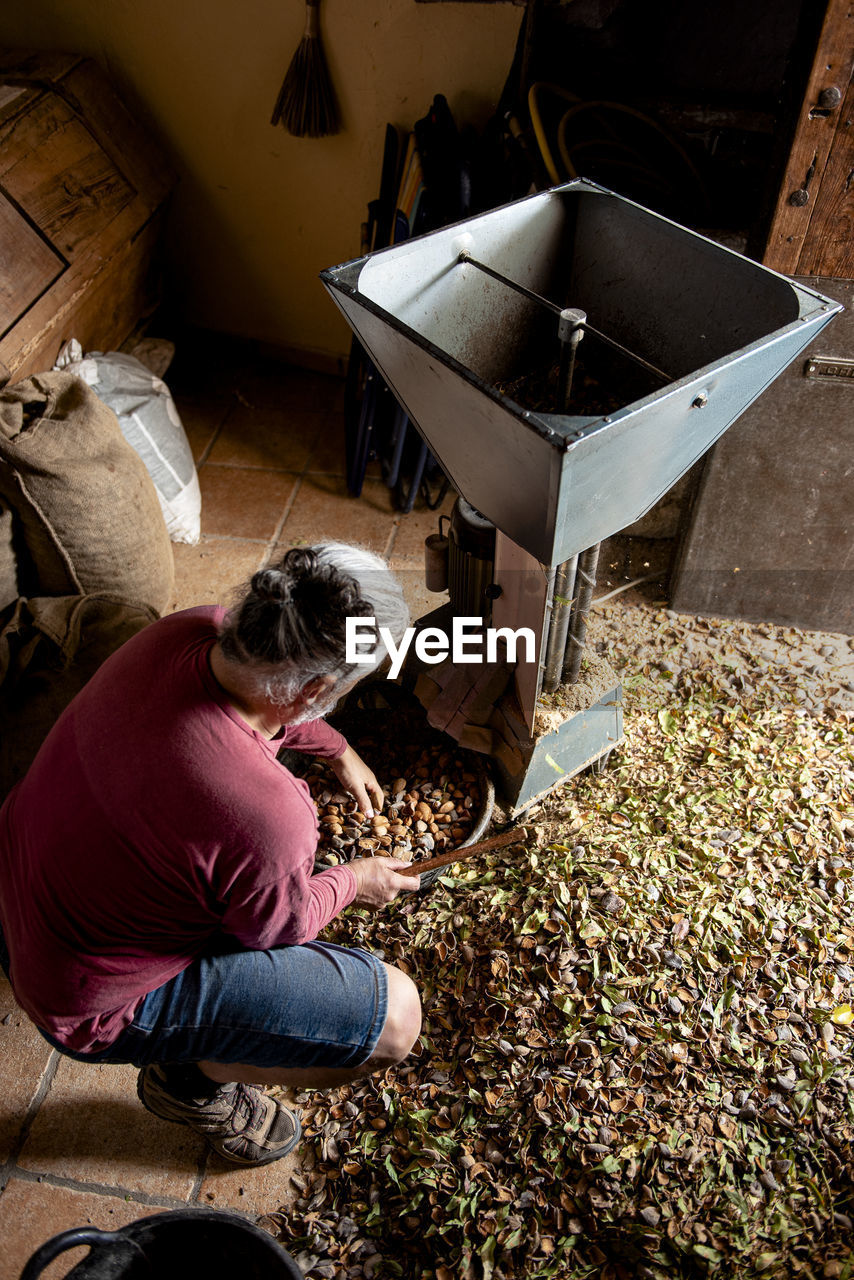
0;348;454;1278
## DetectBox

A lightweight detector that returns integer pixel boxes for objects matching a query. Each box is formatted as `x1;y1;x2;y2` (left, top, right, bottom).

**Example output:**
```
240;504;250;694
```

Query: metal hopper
321;179;841;569
321;179;842;813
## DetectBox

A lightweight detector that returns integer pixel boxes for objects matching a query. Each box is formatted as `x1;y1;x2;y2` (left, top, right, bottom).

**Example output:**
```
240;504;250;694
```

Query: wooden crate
0;52;174;380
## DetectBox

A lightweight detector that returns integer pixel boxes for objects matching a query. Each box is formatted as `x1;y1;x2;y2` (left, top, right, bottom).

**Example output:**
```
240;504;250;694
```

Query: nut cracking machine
322;180;841;814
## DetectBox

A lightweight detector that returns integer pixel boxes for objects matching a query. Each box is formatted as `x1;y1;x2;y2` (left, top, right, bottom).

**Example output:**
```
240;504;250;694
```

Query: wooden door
763;0;854;278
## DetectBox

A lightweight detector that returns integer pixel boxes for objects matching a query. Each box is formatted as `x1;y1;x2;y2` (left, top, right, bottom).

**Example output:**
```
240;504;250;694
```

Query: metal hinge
804;356;854;383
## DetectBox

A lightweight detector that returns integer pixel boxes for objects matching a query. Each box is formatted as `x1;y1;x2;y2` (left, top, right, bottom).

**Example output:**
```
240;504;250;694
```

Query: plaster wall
3;0;523;365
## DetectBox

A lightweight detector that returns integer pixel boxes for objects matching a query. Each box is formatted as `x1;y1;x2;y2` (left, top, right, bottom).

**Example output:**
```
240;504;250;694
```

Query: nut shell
302;738;481;869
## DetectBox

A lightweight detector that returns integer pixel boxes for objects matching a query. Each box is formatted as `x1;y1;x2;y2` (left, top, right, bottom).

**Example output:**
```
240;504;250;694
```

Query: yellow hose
557;100;706;198
527;82;708;214
527;82;581;185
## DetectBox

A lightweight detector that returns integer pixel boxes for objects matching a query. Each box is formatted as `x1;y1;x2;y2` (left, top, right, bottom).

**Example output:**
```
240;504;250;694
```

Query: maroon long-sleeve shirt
0;606;357;1052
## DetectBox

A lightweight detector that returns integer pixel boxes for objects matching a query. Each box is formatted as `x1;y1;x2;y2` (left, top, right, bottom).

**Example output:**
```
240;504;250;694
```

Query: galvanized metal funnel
321;180;841;568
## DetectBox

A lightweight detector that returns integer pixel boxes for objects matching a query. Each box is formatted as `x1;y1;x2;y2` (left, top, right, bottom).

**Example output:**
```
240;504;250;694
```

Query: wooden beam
762;0;854;275
797;72;854;276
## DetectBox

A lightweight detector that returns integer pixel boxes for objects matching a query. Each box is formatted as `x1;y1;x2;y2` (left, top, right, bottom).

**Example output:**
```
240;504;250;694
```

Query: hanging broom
271;0;340;138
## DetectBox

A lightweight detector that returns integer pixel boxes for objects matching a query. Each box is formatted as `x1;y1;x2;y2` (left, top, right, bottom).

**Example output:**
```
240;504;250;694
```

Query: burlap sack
0;593;157;800
0;372;174;612
0;500;17;612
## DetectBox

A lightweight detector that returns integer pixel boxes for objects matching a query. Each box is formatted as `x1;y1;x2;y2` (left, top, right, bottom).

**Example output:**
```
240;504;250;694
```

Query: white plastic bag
55;341;202;545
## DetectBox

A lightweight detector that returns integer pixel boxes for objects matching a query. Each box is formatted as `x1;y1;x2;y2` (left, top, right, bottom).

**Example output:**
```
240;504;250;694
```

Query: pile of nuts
301;738;482;867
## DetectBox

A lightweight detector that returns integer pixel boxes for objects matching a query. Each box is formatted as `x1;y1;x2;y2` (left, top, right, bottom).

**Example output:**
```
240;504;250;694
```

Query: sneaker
137;1064;301;1166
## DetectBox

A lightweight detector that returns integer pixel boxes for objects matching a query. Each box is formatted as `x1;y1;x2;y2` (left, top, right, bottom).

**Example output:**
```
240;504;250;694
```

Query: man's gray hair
314;540;410;636
220;541;410;707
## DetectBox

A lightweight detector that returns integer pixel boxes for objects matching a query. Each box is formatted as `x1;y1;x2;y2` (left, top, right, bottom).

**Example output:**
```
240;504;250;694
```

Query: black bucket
20;1208;303;1279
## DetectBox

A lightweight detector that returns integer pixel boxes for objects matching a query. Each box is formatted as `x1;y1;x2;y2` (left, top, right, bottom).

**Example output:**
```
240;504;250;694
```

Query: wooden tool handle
398;825;526;877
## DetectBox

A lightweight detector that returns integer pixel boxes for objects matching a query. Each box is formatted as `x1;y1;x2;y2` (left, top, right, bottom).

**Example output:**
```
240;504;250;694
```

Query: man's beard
281;688;342;727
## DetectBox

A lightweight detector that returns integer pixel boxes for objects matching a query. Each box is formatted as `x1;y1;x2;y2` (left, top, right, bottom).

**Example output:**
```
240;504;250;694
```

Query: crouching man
0;543;421;1166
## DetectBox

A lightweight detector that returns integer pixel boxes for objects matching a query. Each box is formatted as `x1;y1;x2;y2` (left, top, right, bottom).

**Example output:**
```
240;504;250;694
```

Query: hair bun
251;568;291;605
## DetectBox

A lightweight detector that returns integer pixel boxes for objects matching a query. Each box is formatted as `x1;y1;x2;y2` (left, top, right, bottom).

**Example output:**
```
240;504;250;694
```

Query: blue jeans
0;927;388;1070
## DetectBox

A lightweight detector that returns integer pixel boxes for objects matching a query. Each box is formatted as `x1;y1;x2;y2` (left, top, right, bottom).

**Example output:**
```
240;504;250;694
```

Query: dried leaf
273;601;854;1280
671;916;690;943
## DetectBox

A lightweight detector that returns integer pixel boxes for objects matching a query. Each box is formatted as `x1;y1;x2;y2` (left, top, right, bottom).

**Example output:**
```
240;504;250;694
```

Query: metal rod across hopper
459;253;671;384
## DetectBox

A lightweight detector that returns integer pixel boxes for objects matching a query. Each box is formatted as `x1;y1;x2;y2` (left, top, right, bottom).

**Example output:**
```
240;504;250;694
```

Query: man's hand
331;745;384;817
349;857;421;907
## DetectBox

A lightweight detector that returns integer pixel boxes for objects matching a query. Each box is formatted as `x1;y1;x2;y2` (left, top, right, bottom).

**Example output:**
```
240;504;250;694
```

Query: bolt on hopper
321;179;842;812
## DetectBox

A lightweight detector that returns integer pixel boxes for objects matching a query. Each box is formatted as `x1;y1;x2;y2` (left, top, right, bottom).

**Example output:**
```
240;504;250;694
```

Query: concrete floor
0;350;453;1279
